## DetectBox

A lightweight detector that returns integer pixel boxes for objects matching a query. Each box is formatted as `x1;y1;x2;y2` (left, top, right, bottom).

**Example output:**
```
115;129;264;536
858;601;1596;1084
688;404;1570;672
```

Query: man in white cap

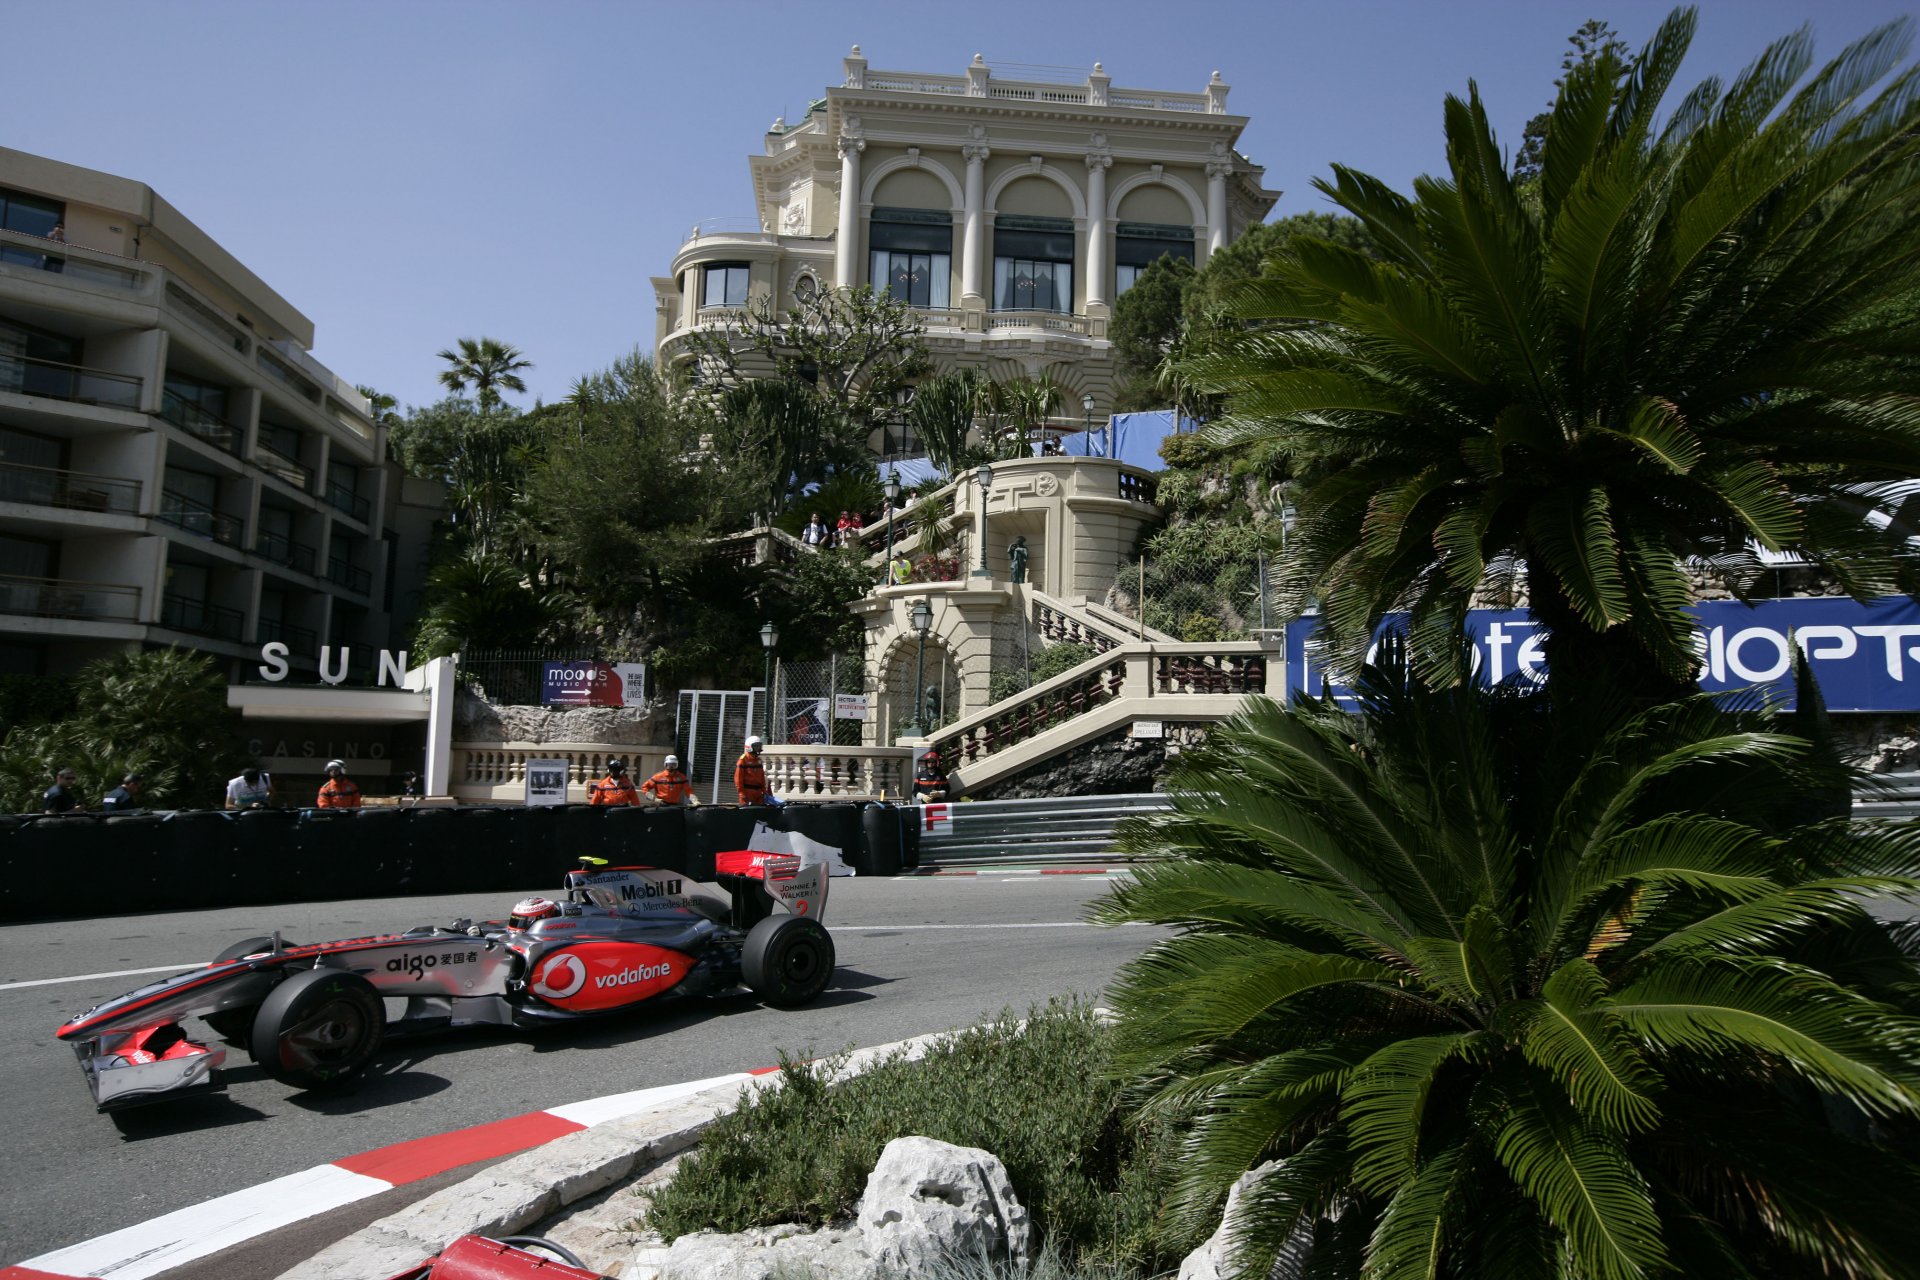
641;754;697;806
733;734;768;805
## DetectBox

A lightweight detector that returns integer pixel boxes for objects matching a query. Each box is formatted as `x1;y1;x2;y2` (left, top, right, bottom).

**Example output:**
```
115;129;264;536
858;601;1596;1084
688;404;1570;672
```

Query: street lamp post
903;599;932;739
759;621;779;741
1080;391;1095;456
882;468;901;578
972;462;993;579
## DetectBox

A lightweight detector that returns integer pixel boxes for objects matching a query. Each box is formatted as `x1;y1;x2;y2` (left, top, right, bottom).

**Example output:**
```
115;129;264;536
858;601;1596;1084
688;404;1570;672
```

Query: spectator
912;748;949;802
398;770;422;800
43;767;83;814
47;222;66;243
834;510;853;548
890;551;913;585
317;759;363;809
588;757;640;805
641;754;696;806
100;773;144;812
225;766;273;810
848;510;866;542
733;734;768;805
802;512;828;547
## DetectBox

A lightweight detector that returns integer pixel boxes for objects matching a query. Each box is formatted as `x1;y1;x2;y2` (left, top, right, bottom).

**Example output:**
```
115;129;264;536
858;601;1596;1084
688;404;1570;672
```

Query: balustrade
1034;601;1122;653
936;654;1129;765
761;746;910;800
1155;652;1268;696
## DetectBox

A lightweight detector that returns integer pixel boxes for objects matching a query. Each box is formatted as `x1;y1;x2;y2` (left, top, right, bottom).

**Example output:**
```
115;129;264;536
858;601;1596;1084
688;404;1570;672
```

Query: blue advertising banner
1286;596;1920;713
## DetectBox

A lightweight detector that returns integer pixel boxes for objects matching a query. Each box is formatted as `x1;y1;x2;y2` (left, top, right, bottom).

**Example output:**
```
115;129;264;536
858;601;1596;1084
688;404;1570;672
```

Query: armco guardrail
915;793;1172;867
1852;772;1920;819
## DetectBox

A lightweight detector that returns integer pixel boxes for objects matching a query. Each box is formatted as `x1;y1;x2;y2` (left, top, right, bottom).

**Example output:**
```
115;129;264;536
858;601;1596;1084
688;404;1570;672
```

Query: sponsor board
541;661;647;708
526;758;570;806
527;942;694;1010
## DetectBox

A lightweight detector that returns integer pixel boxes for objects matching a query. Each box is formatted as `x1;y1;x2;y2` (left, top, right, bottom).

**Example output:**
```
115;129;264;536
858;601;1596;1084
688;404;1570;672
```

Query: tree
906;370;989;475
411;551;569;657
1188;9;1920;704
712;379;864;520
684;286;931;432
1513;20;1632;183
0;648;243;810
1095;672;1920;1279
1111;255;1197;411
435;337;533;412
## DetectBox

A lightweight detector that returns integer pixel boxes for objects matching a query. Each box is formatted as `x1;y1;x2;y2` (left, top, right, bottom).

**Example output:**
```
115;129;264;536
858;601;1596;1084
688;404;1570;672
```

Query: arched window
869;208;952;308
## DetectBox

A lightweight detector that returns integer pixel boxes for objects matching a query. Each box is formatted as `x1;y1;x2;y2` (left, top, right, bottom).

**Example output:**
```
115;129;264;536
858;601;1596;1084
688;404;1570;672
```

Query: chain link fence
773;654;869;746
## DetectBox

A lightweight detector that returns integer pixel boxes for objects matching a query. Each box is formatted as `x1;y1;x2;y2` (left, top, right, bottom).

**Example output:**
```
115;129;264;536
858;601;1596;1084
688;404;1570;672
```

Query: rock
856;1136;1031;1275
1178;1160;1279;1280
454;685;665;747
627;1222;876;1280
969;725;1170;800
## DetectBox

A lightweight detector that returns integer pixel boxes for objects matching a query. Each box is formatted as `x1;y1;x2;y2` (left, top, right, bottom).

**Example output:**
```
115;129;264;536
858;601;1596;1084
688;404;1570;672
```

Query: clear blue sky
7;0;1913;411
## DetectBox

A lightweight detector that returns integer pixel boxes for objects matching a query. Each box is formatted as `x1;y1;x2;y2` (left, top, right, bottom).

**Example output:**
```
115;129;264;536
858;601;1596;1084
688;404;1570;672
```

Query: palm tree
1094;673;1920;1279
436;337;533;412
907;370;986;475
1188;9;1920;703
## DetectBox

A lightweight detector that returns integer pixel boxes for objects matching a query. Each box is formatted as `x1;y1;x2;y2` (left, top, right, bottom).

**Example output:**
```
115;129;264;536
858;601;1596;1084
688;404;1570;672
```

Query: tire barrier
0;801;914;922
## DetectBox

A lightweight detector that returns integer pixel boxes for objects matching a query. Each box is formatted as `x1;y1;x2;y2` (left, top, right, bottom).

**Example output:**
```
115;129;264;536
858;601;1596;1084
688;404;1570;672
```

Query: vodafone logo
531;953;587;1000
594;961;674;989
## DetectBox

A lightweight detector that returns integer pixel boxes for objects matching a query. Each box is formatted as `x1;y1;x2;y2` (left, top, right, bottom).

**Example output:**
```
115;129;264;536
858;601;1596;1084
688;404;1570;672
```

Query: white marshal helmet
509;896;560;929
664;754;679;767
746;735;764;748
324;759;346;773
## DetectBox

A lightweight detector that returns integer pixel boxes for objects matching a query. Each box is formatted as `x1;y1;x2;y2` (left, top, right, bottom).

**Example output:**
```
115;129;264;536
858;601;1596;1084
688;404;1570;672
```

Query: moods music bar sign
1286;596;1920;713
541;661;647;708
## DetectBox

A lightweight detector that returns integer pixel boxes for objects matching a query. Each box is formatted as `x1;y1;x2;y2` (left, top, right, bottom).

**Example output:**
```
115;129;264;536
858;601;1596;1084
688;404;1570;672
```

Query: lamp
972;463;994;578
1080;391;1096;456
759;621;780;740
904;598;933;738
882;468;902;577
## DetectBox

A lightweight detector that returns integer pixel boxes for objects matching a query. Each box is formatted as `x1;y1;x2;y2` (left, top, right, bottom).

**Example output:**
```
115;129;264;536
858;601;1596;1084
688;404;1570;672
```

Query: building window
869;209;951;309
0;186;63;238
1114;223;1196;296
993;216;1074;313
703;263;750;308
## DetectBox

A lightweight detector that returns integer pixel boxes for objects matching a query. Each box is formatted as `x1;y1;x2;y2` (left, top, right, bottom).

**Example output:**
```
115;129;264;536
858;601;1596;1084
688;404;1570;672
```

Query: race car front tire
742;916;835;1007
249;968;385;1090
204;934;300;1045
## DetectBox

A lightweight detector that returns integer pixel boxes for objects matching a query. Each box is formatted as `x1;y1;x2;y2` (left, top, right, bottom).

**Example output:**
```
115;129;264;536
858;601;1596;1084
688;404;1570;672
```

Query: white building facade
654;49;1279;435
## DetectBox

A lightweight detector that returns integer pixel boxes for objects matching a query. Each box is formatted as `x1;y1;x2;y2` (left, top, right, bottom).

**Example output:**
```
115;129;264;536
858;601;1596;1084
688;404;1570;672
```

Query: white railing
1109;89;1210;113
985;310;1092;336
866;71;968;96
761;745;913;802
451;742;670;803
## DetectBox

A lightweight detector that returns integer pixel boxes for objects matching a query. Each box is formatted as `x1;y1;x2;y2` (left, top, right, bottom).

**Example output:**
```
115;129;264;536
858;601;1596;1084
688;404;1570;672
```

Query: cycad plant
1094;673;1920;1279
1188;8;1920;701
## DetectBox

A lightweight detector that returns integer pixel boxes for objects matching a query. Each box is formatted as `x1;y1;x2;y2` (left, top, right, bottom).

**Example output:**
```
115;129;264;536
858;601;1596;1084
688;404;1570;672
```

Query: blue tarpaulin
1051;409;1197;468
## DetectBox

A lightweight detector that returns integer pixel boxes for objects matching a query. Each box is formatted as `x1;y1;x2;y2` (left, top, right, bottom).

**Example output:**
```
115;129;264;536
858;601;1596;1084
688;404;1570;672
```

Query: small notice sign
1132;720;1165;739
526;758;570;806
835;693;870;721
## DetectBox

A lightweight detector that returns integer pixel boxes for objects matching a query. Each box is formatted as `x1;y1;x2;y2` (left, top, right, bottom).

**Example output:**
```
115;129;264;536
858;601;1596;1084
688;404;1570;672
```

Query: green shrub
641;998;1199;1276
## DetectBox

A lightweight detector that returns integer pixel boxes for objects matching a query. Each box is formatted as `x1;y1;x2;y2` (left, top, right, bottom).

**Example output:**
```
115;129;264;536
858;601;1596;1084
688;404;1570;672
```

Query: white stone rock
856;1136;1031;1275
629;1222;876;1280
1178;1160;1279;1280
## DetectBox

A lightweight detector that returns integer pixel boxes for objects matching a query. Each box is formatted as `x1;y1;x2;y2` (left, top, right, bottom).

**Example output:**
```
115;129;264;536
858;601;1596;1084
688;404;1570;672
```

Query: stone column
962;139;990;305
1205;153;1233;258
836;126;866;290
1084;149;1112;310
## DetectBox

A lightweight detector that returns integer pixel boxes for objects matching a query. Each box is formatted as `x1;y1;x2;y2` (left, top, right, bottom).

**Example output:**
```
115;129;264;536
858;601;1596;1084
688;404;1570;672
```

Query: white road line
0;964;200;991
848;921;1144;930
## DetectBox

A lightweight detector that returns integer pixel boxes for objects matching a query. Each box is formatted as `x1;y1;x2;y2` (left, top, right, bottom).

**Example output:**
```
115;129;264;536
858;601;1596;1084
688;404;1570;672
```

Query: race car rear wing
565;853;827;929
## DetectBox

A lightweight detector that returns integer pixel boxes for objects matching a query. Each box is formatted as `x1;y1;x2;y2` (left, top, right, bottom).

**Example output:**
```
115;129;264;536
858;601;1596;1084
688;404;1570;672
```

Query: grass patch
641;997;1199;1277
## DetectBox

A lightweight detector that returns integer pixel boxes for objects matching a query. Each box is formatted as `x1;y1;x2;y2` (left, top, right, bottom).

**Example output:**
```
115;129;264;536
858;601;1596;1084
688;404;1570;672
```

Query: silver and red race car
57;851;834;1111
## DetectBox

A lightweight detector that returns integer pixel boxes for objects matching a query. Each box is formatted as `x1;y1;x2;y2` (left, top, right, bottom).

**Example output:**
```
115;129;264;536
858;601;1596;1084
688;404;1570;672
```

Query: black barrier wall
0;803;908;922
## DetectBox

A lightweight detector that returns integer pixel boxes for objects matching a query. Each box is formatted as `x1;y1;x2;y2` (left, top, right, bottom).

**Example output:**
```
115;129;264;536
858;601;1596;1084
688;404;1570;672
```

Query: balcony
161;592;245;641
257;617;317;651
984;310;1094;336
0;463;141;515
157;491;244;547
0;352;143;410
253;445;312;491
0;574;141;622
327;483;371;523
157;389;242;455
327;558;371;594
0;232;148;291
254;529;318;575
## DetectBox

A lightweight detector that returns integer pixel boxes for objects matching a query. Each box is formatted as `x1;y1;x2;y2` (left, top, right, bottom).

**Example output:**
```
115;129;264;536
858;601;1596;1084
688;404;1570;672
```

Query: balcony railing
157;389;242;454
0;233;147;290
0;462;141;515
157;491;244;547
0;352;143;410
327;483;371;523
0;574;141;622
985;310;1093;336
253;445;312;491
327;559;371;594
256;617;317;651
254;529;318;575
161;593;245;642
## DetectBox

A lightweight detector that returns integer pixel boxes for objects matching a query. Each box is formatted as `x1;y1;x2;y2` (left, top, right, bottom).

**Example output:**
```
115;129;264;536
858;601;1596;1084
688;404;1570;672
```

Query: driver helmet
664;754;679;768
606;758;627;775
509;896;560;929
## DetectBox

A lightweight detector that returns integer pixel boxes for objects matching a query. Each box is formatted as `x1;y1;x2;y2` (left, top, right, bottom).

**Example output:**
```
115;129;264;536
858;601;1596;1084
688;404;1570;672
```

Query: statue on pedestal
1007;535;1029;584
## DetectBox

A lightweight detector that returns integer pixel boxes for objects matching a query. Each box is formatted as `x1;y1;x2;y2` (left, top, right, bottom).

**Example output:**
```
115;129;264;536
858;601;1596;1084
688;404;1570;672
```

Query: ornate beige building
653;49;1278;426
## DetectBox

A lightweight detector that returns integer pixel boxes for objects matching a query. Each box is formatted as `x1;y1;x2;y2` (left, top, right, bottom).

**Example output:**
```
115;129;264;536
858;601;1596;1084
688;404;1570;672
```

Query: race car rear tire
249;968;384;1090
742;916;835;1007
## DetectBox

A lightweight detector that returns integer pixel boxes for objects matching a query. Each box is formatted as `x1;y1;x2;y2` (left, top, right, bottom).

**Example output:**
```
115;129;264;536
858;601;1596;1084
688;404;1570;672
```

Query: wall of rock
452;684;670;748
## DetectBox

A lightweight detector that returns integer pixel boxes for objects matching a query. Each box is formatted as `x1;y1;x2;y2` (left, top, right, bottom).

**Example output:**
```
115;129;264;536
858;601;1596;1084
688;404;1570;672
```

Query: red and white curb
0;1069;773;1280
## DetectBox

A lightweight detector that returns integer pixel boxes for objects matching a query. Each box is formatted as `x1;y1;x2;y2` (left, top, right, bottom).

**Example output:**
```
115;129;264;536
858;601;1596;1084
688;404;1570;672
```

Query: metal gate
676;688;762;805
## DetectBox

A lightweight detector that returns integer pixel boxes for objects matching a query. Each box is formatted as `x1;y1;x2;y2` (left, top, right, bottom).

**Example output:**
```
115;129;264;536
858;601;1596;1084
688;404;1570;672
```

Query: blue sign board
1285;596;1920;713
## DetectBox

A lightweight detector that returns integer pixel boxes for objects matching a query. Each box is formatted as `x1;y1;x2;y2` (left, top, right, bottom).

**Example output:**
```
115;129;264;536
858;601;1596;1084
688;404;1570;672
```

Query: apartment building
0;147;434;677
653;49;1279;445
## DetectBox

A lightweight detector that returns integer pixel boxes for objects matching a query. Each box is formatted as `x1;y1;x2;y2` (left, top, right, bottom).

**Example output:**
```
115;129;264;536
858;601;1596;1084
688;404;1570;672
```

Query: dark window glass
703;263;750;307
993;216;1075;313
0;534;56;578
164;372;229;420
0;186;63;238
1115;223;1196;296
870;251;950;307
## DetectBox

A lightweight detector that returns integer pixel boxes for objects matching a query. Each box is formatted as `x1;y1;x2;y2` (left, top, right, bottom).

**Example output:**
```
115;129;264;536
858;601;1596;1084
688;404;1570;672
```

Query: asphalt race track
0;873;1161;1273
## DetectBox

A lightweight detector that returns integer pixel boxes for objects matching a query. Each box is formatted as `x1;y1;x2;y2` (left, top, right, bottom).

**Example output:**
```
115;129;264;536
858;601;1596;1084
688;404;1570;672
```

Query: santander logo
529;942;692;1010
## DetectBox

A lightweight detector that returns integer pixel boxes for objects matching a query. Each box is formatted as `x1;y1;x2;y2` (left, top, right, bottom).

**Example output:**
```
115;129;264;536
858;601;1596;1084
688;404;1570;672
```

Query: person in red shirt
316;760;362;809
834;511;853;548
641;754;696;806
589;758;640;806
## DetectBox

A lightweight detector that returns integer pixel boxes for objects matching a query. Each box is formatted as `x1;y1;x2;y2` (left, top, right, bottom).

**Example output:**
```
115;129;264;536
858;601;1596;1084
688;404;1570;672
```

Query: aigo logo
527;942;694;1010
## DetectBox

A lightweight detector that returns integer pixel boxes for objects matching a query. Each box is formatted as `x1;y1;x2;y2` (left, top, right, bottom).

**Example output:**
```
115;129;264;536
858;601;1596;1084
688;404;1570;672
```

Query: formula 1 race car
56;852;834;1111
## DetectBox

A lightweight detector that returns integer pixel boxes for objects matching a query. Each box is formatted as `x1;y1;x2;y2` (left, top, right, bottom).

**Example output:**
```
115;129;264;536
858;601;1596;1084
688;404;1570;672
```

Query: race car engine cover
524;942;696;1012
